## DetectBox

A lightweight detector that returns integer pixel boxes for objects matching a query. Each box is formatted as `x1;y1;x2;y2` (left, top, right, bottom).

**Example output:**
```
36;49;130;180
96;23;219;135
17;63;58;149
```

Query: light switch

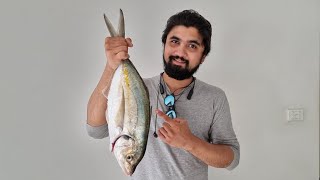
287;108;304;121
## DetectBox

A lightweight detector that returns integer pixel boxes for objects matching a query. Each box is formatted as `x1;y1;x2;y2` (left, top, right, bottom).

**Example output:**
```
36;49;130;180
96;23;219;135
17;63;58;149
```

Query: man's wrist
106;63;116;71
183;134;198;152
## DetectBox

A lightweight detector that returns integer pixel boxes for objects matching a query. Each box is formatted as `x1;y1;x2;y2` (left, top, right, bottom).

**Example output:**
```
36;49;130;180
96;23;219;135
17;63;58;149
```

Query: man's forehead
167;25;203;43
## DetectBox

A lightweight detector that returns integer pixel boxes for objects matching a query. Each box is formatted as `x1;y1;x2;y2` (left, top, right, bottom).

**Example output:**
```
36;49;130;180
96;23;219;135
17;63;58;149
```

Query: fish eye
126;155;133;161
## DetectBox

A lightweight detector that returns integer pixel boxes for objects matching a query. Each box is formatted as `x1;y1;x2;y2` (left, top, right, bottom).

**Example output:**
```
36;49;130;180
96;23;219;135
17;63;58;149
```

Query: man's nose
174;45;187;58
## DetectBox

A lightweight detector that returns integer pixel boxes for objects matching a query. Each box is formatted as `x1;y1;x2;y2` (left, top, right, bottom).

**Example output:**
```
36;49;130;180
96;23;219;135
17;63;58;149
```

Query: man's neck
163;72;193;94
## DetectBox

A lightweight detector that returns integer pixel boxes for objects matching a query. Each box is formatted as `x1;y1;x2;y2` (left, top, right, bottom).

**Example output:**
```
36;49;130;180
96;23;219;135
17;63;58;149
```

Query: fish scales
123;60;150;141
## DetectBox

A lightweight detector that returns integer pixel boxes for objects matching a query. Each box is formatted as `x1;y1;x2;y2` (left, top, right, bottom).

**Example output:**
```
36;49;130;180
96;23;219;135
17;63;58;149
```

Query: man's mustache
169;55;189;63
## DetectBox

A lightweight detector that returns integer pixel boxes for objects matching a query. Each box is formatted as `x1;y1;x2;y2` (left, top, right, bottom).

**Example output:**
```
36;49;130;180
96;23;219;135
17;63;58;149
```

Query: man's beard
163;55;201;80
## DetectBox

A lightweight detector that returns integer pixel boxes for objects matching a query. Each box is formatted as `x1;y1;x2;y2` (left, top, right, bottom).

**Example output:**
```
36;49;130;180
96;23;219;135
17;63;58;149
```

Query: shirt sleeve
86;123;109;139
209;91;240;170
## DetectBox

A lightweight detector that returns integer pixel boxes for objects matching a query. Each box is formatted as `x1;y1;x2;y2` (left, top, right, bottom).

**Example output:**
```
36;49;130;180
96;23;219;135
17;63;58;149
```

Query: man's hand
156;109;195;150
104;37;133;70
156;110;235;168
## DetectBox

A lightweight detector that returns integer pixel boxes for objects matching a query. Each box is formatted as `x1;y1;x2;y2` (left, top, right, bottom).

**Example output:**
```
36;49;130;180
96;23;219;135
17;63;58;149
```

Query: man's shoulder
142;75;160;90
195;78;226;97
142;75;159;85
195;78;229;108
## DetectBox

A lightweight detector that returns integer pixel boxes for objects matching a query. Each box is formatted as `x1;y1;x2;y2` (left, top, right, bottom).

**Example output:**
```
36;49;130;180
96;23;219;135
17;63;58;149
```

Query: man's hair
161;9;212;56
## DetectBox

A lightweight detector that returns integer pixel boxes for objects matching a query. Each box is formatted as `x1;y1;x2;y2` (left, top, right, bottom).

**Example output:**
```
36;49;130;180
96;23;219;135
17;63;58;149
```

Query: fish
102;9;151;176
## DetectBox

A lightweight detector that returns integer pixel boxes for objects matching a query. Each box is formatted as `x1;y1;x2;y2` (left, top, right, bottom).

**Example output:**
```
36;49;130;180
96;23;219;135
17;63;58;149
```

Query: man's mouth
174;58;186;63
173;59;186;67
170;56;187;66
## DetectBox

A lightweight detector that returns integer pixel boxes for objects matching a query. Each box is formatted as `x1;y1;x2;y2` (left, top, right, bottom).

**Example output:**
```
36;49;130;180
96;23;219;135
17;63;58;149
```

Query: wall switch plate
287;108;304;121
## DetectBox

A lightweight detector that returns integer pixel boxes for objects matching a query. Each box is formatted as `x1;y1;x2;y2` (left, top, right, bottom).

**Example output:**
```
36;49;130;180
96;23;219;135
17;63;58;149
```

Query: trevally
102;9;151;176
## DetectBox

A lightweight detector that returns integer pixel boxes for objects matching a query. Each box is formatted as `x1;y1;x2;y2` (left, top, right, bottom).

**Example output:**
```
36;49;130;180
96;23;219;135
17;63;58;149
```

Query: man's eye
189;44;197;49
171;40;179;44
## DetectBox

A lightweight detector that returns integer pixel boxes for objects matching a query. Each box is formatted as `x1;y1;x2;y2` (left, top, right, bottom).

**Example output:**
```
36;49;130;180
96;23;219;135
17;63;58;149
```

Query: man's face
163;25;205;80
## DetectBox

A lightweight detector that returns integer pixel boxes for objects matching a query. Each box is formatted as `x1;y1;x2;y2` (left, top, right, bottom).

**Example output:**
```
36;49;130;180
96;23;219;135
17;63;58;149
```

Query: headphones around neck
153;73;195;138
159;73;195;100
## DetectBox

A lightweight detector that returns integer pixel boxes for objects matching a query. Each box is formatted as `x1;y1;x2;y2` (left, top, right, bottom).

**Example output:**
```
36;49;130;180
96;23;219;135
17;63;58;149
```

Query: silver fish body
107;60;150;176
103;10;151;176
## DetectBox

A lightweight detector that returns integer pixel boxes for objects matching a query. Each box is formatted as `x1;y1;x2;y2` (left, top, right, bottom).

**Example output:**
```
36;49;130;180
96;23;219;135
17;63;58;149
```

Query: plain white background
0;0;319;179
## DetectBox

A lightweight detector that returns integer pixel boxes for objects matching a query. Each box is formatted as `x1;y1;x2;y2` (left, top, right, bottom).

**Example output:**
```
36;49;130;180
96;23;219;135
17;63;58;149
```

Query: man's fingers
158;131;167;142
105;38;131;61
158;132;164;140
116;51;129;60
162;122;174;137
112;46;129;55
126;38;133;47
105;43;129;51
158;128;168;140
175;118;185;124
105;37;133;48
156;110;170;121
156;109;175;126
104;36;132;70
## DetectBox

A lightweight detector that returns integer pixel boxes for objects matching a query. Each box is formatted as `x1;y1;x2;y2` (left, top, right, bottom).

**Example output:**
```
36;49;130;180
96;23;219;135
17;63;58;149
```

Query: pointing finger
156;110;170;121
156;109;176;126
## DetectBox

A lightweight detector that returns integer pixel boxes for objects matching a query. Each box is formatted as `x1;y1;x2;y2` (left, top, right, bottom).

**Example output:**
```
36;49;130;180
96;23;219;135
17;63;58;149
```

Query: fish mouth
123;166;135;176
124;169;131;176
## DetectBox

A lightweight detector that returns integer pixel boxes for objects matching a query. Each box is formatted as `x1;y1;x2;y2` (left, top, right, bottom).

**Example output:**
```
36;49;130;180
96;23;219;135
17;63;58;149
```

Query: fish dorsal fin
103;9;125;37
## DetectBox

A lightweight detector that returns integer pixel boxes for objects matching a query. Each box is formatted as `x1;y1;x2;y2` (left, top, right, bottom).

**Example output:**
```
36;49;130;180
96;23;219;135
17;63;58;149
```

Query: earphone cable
153;83;160;138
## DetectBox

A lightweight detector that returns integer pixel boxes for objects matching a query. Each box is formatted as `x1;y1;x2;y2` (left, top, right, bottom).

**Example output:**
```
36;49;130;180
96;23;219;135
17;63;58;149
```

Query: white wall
0;0;319;179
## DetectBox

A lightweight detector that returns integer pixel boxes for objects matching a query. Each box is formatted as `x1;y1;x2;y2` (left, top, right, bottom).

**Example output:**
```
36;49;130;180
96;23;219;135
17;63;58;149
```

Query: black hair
161;9;212;56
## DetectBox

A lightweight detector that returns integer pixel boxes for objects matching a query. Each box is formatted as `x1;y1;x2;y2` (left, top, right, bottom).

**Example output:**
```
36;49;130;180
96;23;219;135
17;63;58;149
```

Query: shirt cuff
86;123;109;139
226;145;240;170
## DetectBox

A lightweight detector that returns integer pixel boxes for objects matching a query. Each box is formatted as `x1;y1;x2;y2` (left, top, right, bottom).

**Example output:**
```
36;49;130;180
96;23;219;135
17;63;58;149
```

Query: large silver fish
102;9;151;176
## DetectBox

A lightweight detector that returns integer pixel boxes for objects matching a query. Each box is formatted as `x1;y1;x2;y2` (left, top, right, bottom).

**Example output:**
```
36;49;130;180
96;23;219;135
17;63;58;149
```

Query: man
87;9;240;180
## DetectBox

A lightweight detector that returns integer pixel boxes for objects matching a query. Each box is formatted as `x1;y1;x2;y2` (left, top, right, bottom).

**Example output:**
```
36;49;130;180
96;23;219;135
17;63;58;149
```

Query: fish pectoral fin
111;134;134;152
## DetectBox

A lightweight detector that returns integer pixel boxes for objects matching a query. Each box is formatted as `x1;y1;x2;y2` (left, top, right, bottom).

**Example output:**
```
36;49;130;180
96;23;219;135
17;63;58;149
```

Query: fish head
113;135;143;176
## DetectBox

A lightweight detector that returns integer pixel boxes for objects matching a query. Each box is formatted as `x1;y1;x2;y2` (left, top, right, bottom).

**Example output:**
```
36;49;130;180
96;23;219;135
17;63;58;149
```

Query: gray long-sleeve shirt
87;75;240;180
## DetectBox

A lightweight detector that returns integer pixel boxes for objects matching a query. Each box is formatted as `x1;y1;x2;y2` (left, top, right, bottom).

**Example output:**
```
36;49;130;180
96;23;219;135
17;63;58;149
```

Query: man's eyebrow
188;40;201;46
169;36;180;40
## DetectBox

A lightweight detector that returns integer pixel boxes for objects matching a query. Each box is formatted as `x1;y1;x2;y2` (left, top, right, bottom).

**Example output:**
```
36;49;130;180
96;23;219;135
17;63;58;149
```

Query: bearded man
87;9;240;180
